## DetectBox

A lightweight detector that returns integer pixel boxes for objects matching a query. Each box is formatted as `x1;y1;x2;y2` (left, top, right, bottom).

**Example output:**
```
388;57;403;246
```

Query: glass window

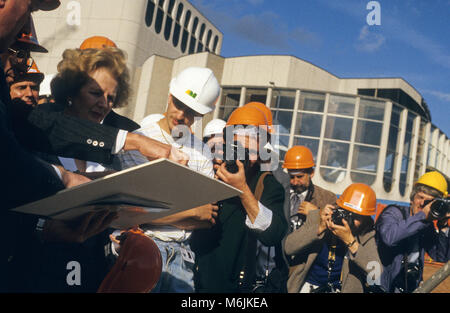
351;172;376;185
197;23;206;52
359;98;385;121
321;141;349;168
175;3;183;21
293;137;319;159
399;155;409;196
188;17;199;54
299;92;325;112
321;168;346;183
218;89;240;121
172;3;183;47
357;89;376;97
324;116;353;141
384;152;396;174
245;88;267;105
328;95;355;116
218;107;236;122
403;132;412;157
145;0;156;27
355;120;382;146
155;0;165;34
277;135;290;151
180;10;191;53
271;110;293;135
387;125;399;152
222;93;239;107
164;0;175;40
384;126;399;192
213;35;219;53
391;104;402;126
406;112;415;131
352;145;379;172
167;0;175;14
205;30;212;52
295;113;322;138
271;90;295;110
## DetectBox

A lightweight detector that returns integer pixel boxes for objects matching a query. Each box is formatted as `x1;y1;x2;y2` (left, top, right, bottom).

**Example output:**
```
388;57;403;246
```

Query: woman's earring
68;99;73;106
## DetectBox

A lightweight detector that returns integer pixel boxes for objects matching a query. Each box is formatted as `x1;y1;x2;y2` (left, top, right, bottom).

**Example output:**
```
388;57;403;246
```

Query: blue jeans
151;238;195;293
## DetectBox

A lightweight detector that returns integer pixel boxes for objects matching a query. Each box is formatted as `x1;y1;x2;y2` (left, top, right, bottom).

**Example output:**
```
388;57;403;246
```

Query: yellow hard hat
415;171;448;197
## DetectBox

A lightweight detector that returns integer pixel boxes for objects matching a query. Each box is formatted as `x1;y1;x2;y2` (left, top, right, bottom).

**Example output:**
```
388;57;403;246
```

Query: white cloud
422;89;450;102
356;25;385;52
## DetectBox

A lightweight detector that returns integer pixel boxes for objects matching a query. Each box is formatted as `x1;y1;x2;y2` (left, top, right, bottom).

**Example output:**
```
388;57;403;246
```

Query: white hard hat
203;118;227;138
169;67;220;115
203;119;226;138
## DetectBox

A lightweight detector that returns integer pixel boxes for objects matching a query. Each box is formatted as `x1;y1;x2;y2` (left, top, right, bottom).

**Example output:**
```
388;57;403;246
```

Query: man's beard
292;184;308;194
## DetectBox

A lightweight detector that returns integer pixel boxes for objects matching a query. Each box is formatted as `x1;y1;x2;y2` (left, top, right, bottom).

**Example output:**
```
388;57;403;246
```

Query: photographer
376;171;450;293
284;183;382;293
281;145;337;233
190;105;287;293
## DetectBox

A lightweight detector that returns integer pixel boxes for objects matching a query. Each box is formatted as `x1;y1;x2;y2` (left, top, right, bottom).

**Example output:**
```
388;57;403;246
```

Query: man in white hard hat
203;118;226;168
117;66;221;293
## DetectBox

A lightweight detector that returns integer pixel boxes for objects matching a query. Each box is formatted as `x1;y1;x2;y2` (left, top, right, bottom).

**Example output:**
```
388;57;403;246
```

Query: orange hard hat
97;229;162;293
26;60;45;82
283;145;315;169
226;106;268;127
80;36;117;50
336;183;377;216
245;101;273;128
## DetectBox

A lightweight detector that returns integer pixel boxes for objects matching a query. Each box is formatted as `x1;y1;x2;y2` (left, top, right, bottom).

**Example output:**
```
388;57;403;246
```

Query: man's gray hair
410;183;444;201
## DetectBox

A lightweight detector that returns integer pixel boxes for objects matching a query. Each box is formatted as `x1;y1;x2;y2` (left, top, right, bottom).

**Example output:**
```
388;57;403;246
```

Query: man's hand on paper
169;145;189;166
193;203;220;225
123;132;189;165
56;165;92;188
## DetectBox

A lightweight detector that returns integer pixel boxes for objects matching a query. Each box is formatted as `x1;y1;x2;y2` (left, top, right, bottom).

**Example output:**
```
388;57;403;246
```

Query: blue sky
191;0;450;137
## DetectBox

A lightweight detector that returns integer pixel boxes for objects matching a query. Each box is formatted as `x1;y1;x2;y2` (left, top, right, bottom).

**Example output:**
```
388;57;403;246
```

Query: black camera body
223;141;251;174
425;198;450;220
331;208;353;226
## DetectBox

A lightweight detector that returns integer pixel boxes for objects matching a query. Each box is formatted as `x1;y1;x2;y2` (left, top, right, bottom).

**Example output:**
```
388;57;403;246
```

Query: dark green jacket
191;169;287;293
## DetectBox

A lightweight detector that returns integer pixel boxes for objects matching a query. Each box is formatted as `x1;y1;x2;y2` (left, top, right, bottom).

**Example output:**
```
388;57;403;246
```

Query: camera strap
325;236;341;292
239;172;272;291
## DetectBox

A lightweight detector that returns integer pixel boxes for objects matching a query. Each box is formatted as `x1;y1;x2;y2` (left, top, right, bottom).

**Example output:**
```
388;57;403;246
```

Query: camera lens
331;209;345;226
225;160;239;173
430;199;450;219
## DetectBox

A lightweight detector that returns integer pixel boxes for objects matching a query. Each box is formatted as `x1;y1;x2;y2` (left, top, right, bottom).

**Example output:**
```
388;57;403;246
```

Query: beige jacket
284;209;381;293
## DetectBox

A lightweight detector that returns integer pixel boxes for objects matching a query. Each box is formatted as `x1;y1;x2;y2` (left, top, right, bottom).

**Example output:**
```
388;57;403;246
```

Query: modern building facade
125;52;449;204
32;1;449;204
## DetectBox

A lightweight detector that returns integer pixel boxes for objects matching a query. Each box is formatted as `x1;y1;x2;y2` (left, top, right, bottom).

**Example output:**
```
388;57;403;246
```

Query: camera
424;198;450;220
331;208;353;226
223;140;250;174
395;261;421;293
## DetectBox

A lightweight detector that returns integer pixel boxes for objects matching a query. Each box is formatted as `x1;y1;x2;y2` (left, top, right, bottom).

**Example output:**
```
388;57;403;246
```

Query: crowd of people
1;0;449;294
